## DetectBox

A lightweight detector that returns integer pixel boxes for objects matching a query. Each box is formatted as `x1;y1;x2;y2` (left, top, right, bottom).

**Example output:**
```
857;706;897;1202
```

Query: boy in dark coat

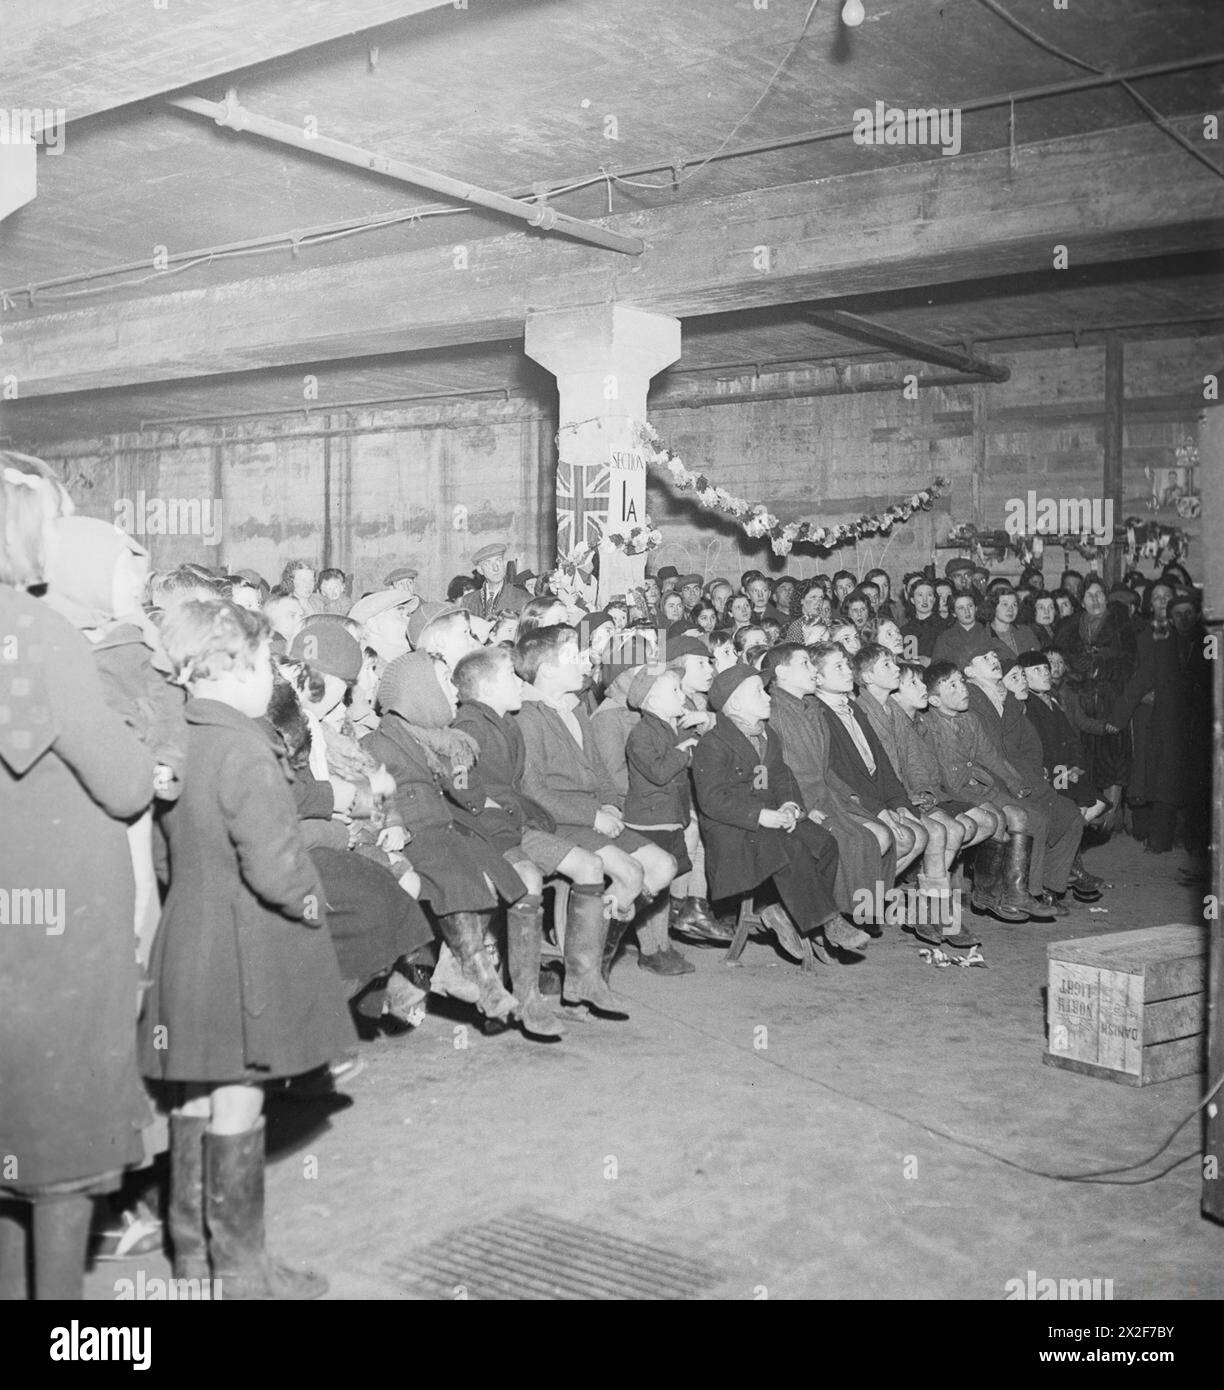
141;599;353;1300
809;641;927;876
514;624;678;1006
623;665;700;976
691;664;862;961
450;643;610;1036
363;650;525;1024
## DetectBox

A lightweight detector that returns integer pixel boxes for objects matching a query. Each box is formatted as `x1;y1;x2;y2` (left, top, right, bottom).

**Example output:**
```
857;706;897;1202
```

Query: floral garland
637;422;950;557
604;519;662;555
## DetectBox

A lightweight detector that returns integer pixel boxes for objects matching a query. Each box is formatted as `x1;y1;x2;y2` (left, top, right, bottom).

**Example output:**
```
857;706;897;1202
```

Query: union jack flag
556;459;610;554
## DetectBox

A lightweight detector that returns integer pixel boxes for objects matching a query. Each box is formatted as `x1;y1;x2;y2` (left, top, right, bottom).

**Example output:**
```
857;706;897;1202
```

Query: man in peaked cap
459;542;532;622
383;565;420;595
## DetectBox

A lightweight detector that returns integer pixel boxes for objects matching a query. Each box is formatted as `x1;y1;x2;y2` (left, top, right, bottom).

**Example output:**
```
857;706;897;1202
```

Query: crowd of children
0;450;1212;1300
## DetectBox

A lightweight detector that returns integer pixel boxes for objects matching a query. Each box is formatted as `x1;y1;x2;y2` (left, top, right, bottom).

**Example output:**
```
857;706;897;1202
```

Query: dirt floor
85;831;1223;1300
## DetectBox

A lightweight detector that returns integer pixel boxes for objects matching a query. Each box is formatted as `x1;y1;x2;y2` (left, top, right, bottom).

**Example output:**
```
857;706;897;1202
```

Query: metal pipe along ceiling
166;91;645;257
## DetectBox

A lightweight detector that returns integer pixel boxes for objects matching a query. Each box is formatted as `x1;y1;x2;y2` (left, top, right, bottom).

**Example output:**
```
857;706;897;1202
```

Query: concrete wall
37;334;1218;598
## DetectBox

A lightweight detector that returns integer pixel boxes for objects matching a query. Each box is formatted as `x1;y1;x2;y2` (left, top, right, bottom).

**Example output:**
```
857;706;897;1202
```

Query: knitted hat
666;634;711;665
290;618;362;682
378;651;453;727
707;663;760;712
626;663;674;712
407;601;460;649
376;650;479;775
43;516;149;629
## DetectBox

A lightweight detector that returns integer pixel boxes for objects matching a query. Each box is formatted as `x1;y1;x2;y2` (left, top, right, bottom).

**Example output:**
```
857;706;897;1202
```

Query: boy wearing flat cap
459;542;532;621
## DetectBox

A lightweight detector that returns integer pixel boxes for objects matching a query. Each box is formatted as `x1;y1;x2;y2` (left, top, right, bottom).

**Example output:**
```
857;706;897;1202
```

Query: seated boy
691;664;861;961
623;665;704;976
450;644;611;1031
918;662;1050;922
513;625;677;1001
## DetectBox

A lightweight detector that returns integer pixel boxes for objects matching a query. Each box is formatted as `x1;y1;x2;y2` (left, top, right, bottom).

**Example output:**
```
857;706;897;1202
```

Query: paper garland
637;421;950;557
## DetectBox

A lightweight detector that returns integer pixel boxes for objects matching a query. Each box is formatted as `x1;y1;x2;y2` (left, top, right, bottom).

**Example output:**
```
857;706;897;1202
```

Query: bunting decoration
636;421;950;557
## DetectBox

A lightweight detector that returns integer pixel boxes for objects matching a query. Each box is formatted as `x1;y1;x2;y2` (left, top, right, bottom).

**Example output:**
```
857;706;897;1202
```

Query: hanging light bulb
841;0;865;25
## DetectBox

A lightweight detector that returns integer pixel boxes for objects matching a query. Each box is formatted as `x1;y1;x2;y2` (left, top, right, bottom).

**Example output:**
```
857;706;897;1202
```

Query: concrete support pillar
525;303;680;604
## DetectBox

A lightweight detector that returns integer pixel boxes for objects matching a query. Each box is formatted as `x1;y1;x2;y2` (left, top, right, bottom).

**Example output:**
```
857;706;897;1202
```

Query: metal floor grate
384;1207;722;1300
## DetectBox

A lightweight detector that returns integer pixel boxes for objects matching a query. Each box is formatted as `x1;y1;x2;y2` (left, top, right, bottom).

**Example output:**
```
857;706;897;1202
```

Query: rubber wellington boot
439;911;519;1022
505;901;564;1040
1002;833;1049;919
204;1120;327;1300
563;884;629;1017
167;1112;210;1280
970;838;1028;922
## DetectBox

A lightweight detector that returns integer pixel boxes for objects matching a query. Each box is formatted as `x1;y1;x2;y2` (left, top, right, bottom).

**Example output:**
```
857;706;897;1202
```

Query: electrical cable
623;987;1220;1187
608;0;822;193
972;0;1224;181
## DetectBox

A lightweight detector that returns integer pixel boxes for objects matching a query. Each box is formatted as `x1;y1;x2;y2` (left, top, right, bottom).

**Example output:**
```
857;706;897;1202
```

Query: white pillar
525;303;680;604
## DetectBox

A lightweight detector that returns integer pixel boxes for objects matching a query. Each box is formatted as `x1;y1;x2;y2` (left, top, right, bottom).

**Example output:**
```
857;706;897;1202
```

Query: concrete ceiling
1;0;1221;444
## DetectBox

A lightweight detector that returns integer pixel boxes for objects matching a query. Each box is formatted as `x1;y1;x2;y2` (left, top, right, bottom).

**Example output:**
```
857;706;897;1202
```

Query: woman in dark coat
1111;596;1212;854
0;463;156;1299
0;454;155;1301
1054;577;1136;814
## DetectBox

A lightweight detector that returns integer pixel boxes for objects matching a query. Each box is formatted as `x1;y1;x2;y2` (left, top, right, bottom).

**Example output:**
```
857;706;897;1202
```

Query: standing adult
1;453;155;1300
1055;575;1135;824
459;543;532;621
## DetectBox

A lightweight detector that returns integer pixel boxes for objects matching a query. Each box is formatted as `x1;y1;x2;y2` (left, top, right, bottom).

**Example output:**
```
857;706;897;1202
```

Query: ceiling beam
3;114;1221;400
802;309;1010;382
4;0;462;120
167;91;644;256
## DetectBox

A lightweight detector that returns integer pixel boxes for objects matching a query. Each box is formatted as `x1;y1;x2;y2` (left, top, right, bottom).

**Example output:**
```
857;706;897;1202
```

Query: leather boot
1068;853;1107;901
563;885;629;1017
168;1112;210;1280
204;1119;327;1300
970;838;1028;922
505;901;564;1040
1002;834;1048;918
669;895;733;943
438;911;519;1022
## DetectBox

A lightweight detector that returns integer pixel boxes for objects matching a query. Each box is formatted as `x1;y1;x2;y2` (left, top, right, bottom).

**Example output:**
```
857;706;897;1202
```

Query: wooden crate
1044;924;1208;1086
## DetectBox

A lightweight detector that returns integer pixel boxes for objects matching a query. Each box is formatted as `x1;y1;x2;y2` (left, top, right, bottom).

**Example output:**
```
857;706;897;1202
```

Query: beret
665;634;712;664
707;663;760;712
626;663;673;712
290;620;362;682
407;601;461;648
